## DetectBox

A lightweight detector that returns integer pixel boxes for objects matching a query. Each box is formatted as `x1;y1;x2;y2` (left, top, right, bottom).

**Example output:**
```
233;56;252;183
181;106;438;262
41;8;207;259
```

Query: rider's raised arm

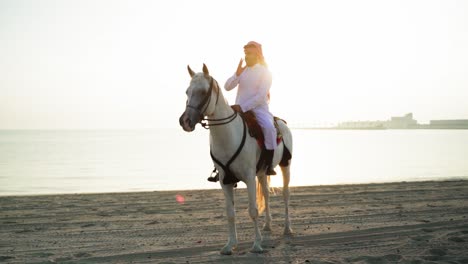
224;73;240;91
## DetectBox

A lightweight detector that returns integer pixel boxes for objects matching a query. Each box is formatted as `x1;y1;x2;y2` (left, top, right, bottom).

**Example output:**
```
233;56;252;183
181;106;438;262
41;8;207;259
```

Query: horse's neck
208;97;243;149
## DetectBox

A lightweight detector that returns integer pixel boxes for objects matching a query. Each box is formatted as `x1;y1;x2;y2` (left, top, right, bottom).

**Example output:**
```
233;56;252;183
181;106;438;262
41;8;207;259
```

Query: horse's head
179;64;218;132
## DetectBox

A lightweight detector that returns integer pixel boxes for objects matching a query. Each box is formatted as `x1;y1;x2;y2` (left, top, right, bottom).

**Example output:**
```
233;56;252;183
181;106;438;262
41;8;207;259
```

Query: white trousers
252;107;277;150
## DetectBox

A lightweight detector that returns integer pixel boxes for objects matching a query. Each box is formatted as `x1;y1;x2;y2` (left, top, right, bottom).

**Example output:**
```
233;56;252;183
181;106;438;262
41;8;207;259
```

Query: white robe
224;64;277;150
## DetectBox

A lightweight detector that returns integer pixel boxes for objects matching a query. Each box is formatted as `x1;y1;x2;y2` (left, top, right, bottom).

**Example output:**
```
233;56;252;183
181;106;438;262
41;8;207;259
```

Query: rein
186;75;244;185
201;112;237;129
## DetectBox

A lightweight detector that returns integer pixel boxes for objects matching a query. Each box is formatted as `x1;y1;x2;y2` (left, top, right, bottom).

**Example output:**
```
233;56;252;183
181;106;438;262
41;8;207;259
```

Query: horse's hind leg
259;175;272;231
281;165;293;235
246;177;264;253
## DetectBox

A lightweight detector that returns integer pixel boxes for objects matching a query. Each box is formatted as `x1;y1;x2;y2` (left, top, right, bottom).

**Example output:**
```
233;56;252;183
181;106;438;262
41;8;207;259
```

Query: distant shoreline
293;127;468;130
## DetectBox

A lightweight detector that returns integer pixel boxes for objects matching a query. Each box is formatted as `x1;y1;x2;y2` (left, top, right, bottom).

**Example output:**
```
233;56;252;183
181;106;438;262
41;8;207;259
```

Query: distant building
337;113;418;129
429;119;468;129
385;113;418;129
334;113;468;130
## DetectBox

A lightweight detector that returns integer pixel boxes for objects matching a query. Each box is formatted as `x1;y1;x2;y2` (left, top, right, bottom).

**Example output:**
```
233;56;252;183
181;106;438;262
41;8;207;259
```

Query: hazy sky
1;0;467;129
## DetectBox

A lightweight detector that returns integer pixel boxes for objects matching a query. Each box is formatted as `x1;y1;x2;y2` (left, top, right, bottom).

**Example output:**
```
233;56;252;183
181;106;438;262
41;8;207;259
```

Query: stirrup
207;168;219;182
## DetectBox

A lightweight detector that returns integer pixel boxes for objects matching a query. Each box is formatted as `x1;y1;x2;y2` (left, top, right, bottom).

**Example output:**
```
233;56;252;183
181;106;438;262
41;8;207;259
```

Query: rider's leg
255;111;277;175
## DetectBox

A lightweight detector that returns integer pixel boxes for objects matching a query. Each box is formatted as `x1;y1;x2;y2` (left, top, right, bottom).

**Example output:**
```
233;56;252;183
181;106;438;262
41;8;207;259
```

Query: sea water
1;129;467;196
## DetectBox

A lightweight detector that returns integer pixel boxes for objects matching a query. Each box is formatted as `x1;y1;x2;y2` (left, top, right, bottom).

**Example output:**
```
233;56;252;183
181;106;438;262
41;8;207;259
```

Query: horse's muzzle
179;111;196;132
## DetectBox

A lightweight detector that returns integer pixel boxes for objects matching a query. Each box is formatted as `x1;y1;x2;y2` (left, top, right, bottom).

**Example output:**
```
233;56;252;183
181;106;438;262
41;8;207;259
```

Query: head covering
243;41;267;67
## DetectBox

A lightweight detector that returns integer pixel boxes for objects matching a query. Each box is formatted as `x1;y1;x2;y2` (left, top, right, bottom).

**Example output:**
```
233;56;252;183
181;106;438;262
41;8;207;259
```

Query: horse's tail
256;176;270;215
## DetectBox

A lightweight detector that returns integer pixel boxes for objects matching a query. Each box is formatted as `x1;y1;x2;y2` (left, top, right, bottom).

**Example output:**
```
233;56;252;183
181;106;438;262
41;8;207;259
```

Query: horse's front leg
246;177;264;253
220;183;238;255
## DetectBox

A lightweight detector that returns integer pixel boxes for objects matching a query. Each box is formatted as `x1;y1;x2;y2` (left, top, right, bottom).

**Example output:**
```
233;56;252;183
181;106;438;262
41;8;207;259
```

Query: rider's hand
236;58;245;76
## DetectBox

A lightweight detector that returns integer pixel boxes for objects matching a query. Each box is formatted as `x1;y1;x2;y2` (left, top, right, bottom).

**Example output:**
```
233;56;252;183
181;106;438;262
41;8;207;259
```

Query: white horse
179;64;293;255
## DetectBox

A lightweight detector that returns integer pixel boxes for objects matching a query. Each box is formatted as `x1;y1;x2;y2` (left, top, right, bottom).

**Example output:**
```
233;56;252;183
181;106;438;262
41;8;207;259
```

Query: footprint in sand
421;228;435;233
446;231;467;243
448;236;465;243
32;252;54;258
346;254;402;263
428;248;447;256
411;235;433;242
74;252;92;258
0;256;14;261
423;248;447;261
15;229;33;234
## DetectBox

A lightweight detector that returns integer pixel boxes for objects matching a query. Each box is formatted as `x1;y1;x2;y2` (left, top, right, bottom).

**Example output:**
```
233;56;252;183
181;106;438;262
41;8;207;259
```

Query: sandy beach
1;180;467;263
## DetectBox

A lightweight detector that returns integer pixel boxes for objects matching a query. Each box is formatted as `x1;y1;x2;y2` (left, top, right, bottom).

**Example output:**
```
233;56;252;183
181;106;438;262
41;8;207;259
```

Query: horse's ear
202;63;209;76
187;65;195;78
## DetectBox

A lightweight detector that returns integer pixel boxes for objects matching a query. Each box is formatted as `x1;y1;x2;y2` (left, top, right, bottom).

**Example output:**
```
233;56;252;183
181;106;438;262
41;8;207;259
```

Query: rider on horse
224;41;277;176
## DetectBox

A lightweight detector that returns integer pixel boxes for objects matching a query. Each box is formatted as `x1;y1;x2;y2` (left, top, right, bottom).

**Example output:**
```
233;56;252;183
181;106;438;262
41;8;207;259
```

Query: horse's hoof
250;241;264;253
250;246;265;254
220;249;233;255
220;244;236;255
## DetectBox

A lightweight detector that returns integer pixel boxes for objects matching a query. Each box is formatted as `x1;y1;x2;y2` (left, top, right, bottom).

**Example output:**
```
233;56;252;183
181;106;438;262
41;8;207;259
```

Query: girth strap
210;117;247;185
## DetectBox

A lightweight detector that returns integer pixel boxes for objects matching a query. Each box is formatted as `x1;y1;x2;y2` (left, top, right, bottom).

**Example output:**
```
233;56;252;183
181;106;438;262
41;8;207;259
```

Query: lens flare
175;194;185;204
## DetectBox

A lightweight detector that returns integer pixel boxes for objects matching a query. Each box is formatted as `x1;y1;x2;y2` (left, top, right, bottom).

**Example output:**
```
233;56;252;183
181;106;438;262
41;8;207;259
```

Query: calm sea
1;129;467;196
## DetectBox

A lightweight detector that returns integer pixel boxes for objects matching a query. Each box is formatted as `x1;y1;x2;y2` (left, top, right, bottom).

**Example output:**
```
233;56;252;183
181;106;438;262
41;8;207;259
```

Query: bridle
186;76;238;129
185;74;247;186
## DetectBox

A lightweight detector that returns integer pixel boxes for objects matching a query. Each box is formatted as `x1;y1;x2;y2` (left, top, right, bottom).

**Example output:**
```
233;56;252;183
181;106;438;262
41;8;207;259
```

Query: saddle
208;106;292;186
238;108;289;174
241;110;284;149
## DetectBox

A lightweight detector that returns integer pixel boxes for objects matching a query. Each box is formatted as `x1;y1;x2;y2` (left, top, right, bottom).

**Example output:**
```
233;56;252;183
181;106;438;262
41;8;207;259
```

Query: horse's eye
194;89;205;96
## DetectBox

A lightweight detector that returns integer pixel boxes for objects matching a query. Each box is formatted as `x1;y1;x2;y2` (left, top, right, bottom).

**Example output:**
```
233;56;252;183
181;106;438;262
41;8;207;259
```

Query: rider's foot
264;149;277;175
207;174;219;182
267;167;277;175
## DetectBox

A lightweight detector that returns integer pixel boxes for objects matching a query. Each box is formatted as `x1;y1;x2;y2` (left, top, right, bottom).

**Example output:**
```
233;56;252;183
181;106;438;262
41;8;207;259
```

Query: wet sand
1;180;468;263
